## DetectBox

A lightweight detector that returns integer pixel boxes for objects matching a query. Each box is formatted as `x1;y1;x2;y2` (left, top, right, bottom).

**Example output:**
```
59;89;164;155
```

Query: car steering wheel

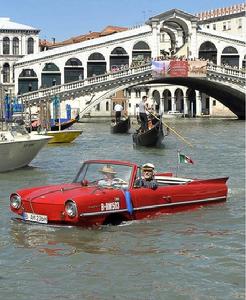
112;178;127;185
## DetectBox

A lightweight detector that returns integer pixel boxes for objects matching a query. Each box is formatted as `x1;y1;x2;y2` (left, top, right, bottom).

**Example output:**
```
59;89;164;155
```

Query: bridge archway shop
64;58;84;83
87;52;106;77
41;63;61;88
18;69;38;94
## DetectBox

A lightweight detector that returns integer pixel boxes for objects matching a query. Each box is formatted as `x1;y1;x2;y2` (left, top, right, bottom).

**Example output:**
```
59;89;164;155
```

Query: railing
18;62;244;104
207;64;245;79
19;63;152;103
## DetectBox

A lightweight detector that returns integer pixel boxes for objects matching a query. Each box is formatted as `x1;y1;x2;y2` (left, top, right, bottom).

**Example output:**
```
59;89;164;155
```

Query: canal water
0;118;245;300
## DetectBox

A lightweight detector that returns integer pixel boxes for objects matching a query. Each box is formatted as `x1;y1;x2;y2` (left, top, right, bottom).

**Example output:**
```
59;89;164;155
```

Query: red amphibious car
10;159;229;227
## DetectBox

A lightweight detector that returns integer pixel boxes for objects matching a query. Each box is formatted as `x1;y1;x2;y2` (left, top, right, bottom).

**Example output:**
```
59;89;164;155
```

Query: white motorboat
0;123;52;172
164;111;184;118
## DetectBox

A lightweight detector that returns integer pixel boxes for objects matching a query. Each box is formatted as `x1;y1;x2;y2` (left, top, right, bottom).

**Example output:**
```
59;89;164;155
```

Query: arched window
42;63;60;71
65;58;82;66
27;37;34;54
222;46;238;54
19;69;37;77
132;41;151;63
42;63;61;87
198;41;217;63
18;69;38;93
87;52;106;77
88;52;105;60
3;63;10;83
13;37;19;55
3;37;10;54
221;46;239;67
174;88;184;112
64;58;83;83
106;101;109;111
163;89;172;112
111;47;128;55
133;41;150;50
110;47;129;71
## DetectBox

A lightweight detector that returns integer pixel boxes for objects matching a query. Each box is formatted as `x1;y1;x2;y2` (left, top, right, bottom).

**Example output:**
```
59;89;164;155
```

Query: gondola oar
148;112;194;148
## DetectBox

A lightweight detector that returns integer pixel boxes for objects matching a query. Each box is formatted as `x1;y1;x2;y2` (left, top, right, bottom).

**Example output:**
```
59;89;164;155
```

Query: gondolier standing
139;96;148;132
114;103;123;122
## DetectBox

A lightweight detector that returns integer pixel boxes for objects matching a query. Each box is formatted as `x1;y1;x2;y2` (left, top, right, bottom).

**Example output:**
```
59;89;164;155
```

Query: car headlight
65;200;77;218
10;193;22;209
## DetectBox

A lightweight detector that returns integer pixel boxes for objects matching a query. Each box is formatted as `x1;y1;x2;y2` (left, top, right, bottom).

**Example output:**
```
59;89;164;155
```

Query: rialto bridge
14;8;246;119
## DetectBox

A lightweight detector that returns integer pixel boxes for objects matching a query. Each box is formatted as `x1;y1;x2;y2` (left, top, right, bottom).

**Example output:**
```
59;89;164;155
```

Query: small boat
111;117;131;133
44;129;82;144
0;123;52;172
9;159;229;227
31;114;79;132
132;120;164;147
165;110;184;118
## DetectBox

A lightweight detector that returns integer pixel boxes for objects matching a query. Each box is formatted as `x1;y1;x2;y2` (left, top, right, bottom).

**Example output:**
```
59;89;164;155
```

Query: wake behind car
10;159;229;227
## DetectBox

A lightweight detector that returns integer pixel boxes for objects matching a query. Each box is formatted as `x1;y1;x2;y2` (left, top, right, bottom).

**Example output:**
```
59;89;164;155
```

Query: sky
1;0;243;41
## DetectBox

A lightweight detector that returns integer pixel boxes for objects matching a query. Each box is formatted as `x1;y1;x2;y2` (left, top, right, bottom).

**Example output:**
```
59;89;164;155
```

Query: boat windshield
73;162;133;189
8;123;28;136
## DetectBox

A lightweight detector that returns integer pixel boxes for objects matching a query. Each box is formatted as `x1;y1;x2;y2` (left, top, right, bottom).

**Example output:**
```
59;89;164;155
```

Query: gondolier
139;96;148;132
114;103;123;122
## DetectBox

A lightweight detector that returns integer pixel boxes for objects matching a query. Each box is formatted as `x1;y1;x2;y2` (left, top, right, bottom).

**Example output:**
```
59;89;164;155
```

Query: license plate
23;212;48;224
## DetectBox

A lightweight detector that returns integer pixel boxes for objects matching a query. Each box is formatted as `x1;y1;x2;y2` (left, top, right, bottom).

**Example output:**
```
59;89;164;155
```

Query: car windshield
73;162;133;189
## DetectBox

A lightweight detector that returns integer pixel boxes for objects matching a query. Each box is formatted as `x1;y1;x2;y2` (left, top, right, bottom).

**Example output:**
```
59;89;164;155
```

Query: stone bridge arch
148;77;245;119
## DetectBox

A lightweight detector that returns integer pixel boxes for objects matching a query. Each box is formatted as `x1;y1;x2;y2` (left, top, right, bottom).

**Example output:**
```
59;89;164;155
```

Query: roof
147;8;198;23
0;17;39;32
40;25;128;49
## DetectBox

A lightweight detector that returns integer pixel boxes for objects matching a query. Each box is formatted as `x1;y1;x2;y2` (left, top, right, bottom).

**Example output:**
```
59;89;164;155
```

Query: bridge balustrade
17;62;244;105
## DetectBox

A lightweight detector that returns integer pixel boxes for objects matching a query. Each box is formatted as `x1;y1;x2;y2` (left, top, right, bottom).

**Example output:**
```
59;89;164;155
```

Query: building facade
0;3;245;119
0;17;40;97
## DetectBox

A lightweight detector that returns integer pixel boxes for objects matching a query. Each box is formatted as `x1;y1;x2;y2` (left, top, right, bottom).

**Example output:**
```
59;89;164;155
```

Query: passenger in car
135;163;158;190
98;165;117;186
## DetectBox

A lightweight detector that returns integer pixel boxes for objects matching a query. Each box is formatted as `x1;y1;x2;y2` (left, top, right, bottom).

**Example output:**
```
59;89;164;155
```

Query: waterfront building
0;17;40;96
0;3;245;119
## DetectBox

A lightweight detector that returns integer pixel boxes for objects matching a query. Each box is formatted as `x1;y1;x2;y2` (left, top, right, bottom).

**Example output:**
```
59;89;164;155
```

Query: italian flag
179;153;194;164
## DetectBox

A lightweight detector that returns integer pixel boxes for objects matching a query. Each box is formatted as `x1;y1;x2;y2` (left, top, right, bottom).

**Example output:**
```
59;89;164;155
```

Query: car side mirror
81;179;88;186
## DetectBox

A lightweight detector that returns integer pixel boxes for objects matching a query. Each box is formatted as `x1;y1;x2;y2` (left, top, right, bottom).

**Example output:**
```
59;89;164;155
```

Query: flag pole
176;150;180;177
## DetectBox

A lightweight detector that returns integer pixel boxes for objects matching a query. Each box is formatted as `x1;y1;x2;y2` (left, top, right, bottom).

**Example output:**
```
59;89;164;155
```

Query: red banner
169;60;188;77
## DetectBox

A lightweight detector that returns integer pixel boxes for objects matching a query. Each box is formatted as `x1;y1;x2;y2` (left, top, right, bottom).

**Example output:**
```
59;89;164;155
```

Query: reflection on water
1;119;245;300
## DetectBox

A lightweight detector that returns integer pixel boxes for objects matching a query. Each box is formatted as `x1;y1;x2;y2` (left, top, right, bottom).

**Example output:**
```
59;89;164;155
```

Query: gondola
31;114;79;132
110;117;131;134
132;120;164;147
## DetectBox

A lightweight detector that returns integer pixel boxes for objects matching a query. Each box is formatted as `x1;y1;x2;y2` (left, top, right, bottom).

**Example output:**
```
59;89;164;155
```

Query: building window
96;103;100;111
223;22;226;31
238;19;242;29
13;37;19;55
3;63;10;83
27;37;34;54
213;24;216;30
228;21;231;30
206;25;210;29
135;89;141;98
213;100;216;106
106;101;109;111
160;33;165;42
3;37;10;54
